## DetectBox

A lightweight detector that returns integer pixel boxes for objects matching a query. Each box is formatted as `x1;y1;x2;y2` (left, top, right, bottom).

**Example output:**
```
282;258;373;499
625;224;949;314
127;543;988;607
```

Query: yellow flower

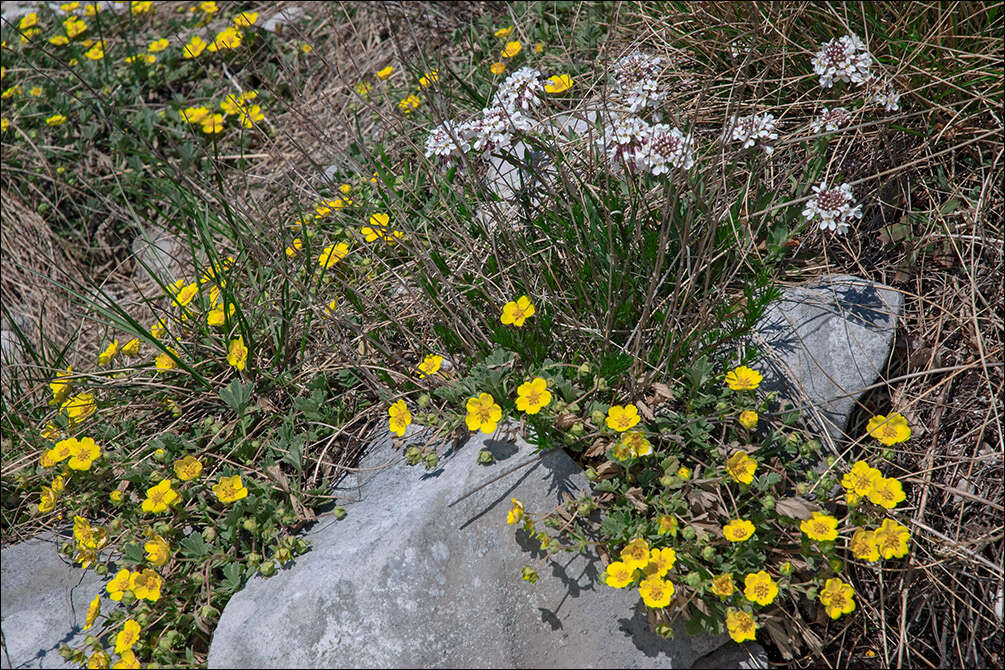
41;422;61;443
818;577;856;619
64;16;88;38
109;490;123;502
657;515;678;537
84;3;101;16
50;365;73;403
45;439;74;466
50;33;70;45
201;113;225;134
324;299;338;316
388;399;412;437
141;479;178;513
62;392;97;424
544;74;573;93
874;518;910;559
489;61;506;75
121;338;140;356
501;40;522;58
611;440;633;462
105;568;133;601
285;237;304;258
173;455;203;481
1;118;9;132
237;104;265;128
638;575;674;608
842;460;881;497
112;650;141;669
183;35;207;59
397;93;421;113
738;409;758;430
356;82;372;96
620;430;651;457
19;13;39;30
46;113;68;127
208;26;242;52
84;593;101;630
61;2;80;11
725;608;757;642
199;0;218;14
148;38;169;52
506;498;524;525
213;474;249;503
723;518;755;542
38;486;59;513
725;450;757;485
88;651;110;669
533;42;544;55
605;404;640;432
465;392;502;434
418;354;443;378
85;42;105;61
97;339;118;366
155;347;178;371
515;377;551;414
493;26;514;39
866;412;911;445
604;560;634;588
115;619;142;654
170;280;199;307
144;535;170;567
725;365;762;391
339;183;353;195
233;11;258;28
131;1;152;14
868;476;906;509
67;436;101;470
228;336;248;371
620;537;650;571
418;70;439;88
319;242;350;269
500;295;535;327
362;213;404;244
849;528;880;562
644;547;676;577
377;66;393;80
800;511;839;542
743;570;778;606
711;573;735;598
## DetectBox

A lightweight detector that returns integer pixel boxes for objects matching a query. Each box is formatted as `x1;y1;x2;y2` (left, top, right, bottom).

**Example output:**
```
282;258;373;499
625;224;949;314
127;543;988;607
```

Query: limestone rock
209;429;728;668
754;275;902;442
693;641;769;669
1;535;113;669
131;226;185;285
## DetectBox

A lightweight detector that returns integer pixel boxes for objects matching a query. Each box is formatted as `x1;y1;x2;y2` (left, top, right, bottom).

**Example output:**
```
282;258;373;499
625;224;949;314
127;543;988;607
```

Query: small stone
261;6;307;32
132;226;186;285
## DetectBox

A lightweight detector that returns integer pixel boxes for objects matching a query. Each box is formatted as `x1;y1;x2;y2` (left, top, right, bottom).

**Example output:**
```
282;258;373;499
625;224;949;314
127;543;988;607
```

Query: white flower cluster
812;33;873;88
809;106;851;133
730;113;779;154
599;117;694;174
871;83;901;112
493;66;545;112
423;69;545;171
801;182;862;233
612;51;667;113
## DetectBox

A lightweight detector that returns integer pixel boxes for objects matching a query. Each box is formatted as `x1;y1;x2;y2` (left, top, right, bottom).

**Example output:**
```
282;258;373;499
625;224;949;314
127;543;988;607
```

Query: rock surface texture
1;535;113;669
754;274;902;442
210;429;759;668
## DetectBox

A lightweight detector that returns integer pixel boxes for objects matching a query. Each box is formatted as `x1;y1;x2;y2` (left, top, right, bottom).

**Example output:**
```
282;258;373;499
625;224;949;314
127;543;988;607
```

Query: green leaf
180;533;210;559
219;379;253;414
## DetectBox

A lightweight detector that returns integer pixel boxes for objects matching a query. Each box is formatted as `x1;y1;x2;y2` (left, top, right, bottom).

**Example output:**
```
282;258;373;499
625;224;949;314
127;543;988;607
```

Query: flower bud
681;526;697;541
576;500;595;516
59;646;75;660
275;546;292;564
417;393;431;409
779;561;793;576
477;450;495;465
578;363;591;377
259;560;276;576
829;558;844;573
761;495;776;511
202;527;217;542
596;378;609;392
701;546;716;561
521;566;539;583
584;467;597;481
659;474;676;488
95;564;108;576
158;632;176;650
684;572;702;588
405;447;421;465
84;635;99;648
200;605;220;620
332;506;347;520
242;517;258;533
423;453;439;469
121;591;136;605
590;409;606;426
247;552;262;567
569;422;585;436
108;518;122;532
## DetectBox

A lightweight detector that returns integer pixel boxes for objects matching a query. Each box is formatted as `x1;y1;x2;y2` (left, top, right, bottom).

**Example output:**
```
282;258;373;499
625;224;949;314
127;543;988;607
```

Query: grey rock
754;275;902;442
693;641;769;669
131;226;186;285
261;6;307;32
210;428;730;668
1;535;113;669
486;141;553;204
